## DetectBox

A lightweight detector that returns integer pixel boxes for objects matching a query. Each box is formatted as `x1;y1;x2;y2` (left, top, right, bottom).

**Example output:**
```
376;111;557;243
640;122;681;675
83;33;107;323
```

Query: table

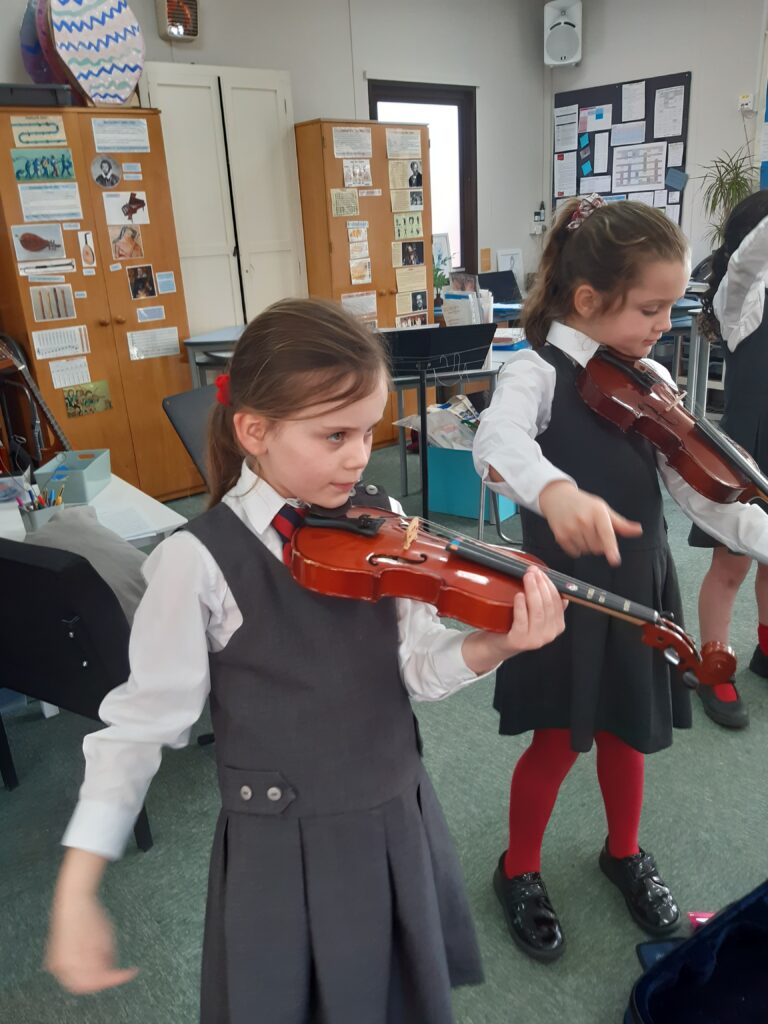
184;326;243;388
0;474;187;545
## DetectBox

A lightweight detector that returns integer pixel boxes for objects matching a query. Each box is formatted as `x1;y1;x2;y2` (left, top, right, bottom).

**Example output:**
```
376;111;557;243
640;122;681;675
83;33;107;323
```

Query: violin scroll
640;620;736;690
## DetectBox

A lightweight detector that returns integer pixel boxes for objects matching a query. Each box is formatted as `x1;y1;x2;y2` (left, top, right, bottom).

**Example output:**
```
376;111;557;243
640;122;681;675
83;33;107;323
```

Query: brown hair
207;298;390;505
523;199;689;348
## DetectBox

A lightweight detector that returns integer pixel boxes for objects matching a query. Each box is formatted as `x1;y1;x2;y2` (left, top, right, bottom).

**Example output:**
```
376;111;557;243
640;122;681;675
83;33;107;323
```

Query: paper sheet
340;291;377;319
665;204;680;224
653;190;668;207
330;189;360;217
580;175;611;194
554;104;578;151
92;118;150;153
579;104;612;132
386;129;421;159
19;182;82;222
49;356;90;389
31;325;90;360
622;81;646;121
554;150;577;197
332;127;372;158
612;141;667;192
654;85;684;138
96;506;155;541
611;121;646;147
668;142;685;167
395;266;427;292
126;327;180;361
593;132;609;174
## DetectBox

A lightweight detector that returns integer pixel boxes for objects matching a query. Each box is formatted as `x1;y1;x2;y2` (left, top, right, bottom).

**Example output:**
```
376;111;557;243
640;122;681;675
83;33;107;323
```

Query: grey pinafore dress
689;294;768;548
184;494;482;1024
494;345;690;754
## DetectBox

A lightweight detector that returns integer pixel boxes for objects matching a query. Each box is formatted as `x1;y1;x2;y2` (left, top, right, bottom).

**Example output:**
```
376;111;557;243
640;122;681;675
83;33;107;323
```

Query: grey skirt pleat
200;768;481;1024
494;542;691;754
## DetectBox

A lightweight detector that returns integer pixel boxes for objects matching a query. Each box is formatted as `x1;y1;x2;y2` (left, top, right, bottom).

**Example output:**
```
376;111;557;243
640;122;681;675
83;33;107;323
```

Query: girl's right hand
45;892;138;994
539;480;642;566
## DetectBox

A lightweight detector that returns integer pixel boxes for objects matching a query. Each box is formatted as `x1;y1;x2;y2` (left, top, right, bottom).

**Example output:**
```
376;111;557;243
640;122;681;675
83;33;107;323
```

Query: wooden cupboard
294;118;433;446
0;106;200;500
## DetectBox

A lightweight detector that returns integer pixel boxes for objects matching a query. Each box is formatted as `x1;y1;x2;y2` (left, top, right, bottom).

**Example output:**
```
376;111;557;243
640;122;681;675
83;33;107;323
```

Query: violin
289;507;735;689
577;348;768;505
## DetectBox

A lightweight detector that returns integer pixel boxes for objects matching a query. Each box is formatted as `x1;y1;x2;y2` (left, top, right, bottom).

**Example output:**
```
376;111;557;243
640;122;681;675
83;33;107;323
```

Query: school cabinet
0;106;200;500
294;118;433;446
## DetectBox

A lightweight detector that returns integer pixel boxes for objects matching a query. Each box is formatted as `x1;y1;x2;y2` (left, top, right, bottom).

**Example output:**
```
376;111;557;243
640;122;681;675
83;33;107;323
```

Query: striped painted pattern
49;0;145;105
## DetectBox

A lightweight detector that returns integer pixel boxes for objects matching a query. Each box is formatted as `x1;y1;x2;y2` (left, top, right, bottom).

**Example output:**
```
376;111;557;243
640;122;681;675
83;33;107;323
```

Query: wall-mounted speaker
544;1;582;67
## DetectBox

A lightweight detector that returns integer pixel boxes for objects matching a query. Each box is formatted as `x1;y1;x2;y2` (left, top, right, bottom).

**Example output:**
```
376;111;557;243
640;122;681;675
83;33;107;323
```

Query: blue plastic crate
427;447;516;522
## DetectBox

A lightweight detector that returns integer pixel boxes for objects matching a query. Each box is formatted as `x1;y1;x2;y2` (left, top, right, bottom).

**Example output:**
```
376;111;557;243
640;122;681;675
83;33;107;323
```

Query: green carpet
2;445;767;1024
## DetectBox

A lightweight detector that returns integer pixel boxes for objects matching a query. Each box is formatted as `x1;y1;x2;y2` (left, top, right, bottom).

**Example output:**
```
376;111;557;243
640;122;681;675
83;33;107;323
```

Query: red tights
503;728;644;878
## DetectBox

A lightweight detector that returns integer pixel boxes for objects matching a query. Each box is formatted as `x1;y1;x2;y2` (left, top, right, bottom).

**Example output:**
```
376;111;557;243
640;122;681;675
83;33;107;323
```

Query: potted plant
700;145;757;246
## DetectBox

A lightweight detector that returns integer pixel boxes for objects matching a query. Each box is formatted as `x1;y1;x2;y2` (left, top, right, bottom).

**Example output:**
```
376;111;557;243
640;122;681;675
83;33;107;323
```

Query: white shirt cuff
62;799;138;861
409;630;496;702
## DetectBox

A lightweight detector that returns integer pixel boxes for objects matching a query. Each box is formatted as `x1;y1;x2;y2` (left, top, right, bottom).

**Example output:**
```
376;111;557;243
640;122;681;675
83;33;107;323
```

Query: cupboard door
220;68;307;317
0;107;139;485
78;110;200;500
142;63;244;335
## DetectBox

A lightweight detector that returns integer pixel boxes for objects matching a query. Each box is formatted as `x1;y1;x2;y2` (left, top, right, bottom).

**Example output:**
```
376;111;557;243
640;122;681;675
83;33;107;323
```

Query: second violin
577;347;768;506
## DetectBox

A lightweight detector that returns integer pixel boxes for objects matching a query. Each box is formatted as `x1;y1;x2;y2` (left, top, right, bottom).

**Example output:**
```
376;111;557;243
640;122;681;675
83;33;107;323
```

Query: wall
2;0;546;273
548;0;768;262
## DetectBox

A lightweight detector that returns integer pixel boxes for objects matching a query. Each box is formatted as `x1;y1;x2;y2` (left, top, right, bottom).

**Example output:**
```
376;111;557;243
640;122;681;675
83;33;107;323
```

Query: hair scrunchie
566;193;606;231
215;373;231;406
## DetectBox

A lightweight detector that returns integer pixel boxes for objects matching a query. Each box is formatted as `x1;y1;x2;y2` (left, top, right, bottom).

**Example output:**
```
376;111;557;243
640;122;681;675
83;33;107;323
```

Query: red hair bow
215;373;231;406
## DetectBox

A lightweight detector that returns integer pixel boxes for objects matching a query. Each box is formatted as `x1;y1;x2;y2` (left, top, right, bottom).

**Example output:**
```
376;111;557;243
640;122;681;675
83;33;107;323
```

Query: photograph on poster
394;212;422;239
127;264;157;299
109;224;144;260
91;155;121;187
11;222;65;262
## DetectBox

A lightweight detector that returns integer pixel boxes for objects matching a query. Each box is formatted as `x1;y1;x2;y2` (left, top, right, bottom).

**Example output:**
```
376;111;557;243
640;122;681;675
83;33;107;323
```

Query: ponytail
523;198;688;349
206;402;244;507
523;198;582;348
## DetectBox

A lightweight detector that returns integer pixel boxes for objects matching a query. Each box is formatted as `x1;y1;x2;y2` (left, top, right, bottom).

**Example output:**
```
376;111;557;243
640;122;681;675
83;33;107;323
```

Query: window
368;80;477;273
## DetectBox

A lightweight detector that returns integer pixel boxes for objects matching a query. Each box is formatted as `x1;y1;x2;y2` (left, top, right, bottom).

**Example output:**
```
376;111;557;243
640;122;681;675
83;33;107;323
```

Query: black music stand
382;323;496;518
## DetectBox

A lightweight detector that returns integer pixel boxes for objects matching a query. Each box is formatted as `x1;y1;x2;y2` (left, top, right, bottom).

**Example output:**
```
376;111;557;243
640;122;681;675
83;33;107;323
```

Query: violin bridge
667;389;686;410
402;516;419;553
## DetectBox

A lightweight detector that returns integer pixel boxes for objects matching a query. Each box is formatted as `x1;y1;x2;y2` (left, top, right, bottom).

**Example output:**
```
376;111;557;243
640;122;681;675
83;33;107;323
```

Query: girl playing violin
688;191;768;729
45;298;566;1024
473;197;768;963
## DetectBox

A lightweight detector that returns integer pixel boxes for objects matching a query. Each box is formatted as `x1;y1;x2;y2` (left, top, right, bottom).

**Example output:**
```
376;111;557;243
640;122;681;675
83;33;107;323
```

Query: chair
162;384;216;483
163;385;217;746
0;539;152;851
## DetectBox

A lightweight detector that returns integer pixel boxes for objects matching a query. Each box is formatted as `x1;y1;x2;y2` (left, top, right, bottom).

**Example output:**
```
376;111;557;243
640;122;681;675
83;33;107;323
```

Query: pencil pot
34;449;111;504
19;505;57;532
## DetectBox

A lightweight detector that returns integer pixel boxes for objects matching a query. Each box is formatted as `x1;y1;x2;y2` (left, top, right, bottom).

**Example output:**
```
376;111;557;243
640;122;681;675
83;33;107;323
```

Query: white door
219;68;307;319
142;63;244;334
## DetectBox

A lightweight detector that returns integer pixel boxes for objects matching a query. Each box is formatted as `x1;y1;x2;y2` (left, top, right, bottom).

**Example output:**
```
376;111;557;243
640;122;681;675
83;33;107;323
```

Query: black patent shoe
599;841;680;936
492;855;565;962
698;682;749;729
748;645;768;678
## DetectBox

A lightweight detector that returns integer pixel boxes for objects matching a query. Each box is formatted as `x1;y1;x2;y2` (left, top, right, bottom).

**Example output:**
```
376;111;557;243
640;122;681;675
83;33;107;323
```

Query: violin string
406;513;657;616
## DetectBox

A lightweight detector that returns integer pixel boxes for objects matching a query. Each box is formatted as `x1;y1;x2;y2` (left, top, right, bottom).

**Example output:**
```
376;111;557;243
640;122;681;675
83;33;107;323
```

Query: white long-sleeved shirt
712;212;768;351
63;463;492;861
473;320;768;558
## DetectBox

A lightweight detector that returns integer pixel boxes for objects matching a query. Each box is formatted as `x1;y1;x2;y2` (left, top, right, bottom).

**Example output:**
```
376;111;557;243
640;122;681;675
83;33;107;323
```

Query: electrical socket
739;93;754;112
